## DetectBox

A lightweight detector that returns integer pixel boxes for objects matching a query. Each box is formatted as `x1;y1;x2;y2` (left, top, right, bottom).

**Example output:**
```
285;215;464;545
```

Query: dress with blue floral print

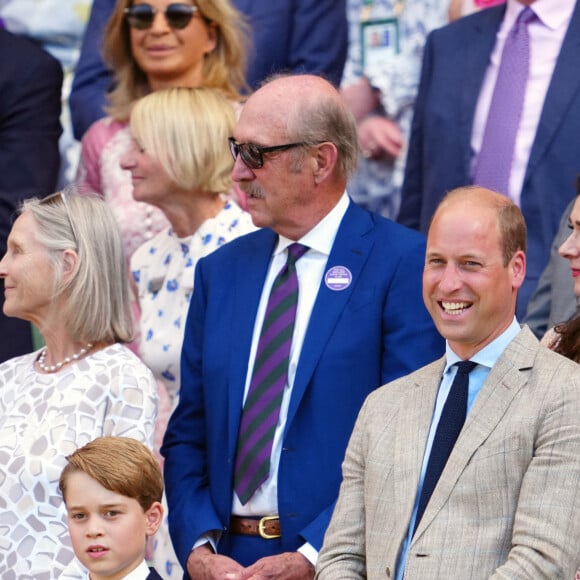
131;200;256;405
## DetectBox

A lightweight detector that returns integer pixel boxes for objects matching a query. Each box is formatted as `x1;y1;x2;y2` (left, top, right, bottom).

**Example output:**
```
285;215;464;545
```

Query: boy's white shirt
120;560;151;580
118;560;149;580
82;560;151;580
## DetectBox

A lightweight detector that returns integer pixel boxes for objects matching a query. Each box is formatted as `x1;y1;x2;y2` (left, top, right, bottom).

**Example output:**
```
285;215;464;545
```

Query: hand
357;115;403;161
186;544;247;580
243;552;315;580
341;77;381;122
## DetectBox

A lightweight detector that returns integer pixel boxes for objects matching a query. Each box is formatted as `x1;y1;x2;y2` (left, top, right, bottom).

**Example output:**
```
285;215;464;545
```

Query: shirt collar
274;192;349;257
115;560;151;580
444;317;521;373
506;0;576;31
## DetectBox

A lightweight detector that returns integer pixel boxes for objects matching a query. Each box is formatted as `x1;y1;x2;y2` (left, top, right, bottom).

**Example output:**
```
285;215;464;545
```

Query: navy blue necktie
413;360;477;535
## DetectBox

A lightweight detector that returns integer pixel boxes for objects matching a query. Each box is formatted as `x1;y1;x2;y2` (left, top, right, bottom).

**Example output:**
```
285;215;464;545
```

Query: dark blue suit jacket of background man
0;28;62;361
161;200;445;569
398;2;580;318
69;0;348;139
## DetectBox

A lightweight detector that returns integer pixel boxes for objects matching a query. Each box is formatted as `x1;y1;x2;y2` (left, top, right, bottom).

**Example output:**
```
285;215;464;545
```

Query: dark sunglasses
228;138;310;170
124;3;199;30
40;191;79;247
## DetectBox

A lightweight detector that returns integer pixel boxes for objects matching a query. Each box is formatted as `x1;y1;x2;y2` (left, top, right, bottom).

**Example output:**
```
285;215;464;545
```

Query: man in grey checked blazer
317;186;580;579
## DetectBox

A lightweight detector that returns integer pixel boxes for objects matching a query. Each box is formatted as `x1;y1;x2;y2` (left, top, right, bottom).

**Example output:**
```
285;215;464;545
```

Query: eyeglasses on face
39;191;79;247
228;138;310;170
124;3;199;30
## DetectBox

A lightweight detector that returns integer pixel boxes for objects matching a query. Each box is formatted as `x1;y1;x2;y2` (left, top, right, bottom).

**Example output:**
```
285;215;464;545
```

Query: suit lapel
284;202;374;430
227;229;278;454
393;359;446;523
525;2;580;179
413;328;538;540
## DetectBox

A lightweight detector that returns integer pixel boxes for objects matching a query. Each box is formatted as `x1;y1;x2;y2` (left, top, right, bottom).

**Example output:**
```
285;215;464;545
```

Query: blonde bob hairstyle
20;190;133;344
130;87;235;193
103;0;250;121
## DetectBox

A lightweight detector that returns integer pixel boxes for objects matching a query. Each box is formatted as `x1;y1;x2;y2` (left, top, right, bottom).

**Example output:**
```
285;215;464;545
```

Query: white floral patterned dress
0;343;158;579
131;200;256;405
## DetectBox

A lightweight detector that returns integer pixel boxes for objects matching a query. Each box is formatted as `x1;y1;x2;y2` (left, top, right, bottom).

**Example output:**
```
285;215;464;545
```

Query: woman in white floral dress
125;87;256;407
0;192;157;579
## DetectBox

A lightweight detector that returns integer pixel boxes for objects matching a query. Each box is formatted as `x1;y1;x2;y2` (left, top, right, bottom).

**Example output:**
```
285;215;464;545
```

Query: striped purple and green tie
234;243;309;504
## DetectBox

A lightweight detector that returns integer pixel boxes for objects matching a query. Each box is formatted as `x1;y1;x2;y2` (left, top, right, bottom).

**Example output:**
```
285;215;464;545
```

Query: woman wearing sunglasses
0;191;158;578
76;0;249;264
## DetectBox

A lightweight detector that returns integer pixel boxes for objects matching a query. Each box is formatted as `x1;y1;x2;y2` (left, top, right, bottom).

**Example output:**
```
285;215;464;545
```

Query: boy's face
64;471;162;580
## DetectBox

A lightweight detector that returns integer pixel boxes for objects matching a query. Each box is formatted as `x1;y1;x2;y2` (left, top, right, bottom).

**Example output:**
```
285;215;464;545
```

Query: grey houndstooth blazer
317;326;580;579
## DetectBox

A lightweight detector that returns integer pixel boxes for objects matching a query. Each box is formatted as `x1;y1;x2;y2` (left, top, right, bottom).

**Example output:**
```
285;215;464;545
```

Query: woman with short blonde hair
129;86;235;193
123;86;255;405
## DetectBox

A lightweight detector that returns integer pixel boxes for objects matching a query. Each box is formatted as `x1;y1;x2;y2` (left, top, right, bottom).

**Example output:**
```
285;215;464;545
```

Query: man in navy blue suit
0;27;62;362
398;0;580;319
161;74;444;579
69;0;348;140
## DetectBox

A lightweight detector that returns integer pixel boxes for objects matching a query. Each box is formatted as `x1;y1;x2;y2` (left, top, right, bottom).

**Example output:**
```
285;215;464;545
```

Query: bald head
242;74;359;180
255;74;338;104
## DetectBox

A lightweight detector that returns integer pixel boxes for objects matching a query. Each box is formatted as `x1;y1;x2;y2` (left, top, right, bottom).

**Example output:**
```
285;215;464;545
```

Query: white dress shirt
121;560;151;580
81;559;151;580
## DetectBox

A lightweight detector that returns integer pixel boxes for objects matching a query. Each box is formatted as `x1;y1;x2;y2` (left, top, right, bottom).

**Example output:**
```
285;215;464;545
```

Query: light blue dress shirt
395;318;522;579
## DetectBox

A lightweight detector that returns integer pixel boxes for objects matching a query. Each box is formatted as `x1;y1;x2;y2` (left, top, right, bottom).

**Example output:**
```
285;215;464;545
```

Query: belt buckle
258;515;280;539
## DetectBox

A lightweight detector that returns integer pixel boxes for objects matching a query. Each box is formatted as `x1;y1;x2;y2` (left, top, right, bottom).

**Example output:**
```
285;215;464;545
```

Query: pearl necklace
37;343;94;373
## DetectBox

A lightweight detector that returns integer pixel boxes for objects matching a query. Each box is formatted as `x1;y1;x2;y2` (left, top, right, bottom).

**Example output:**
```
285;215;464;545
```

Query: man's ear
62;249;79;283
311;142;338;184
145;501;164;537
510;249;526;290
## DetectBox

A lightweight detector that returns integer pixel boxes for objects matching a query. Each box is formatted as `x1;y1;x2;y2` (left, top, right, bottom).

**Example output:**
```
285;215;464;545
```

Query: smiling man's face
422;196;525;359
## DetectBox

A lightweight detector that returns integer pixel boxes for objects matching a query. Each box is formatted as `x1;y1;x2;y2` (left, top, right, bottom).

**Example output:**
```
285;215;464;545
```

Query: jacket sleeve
69;0;114;139
398;31;434;230
0;32;63;254
161;261;223;569
288;0;348;86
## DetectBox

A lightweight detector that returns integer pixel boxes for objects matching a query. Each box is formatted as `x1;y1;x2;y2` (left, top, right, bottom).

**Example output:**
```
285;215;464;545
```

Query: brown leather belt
230;515;281;539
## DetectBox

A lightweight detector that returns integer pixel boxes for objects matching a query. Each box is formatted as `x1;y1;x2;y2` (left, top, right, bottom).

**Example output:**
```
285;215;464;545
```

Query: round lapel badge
324;266;352;291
